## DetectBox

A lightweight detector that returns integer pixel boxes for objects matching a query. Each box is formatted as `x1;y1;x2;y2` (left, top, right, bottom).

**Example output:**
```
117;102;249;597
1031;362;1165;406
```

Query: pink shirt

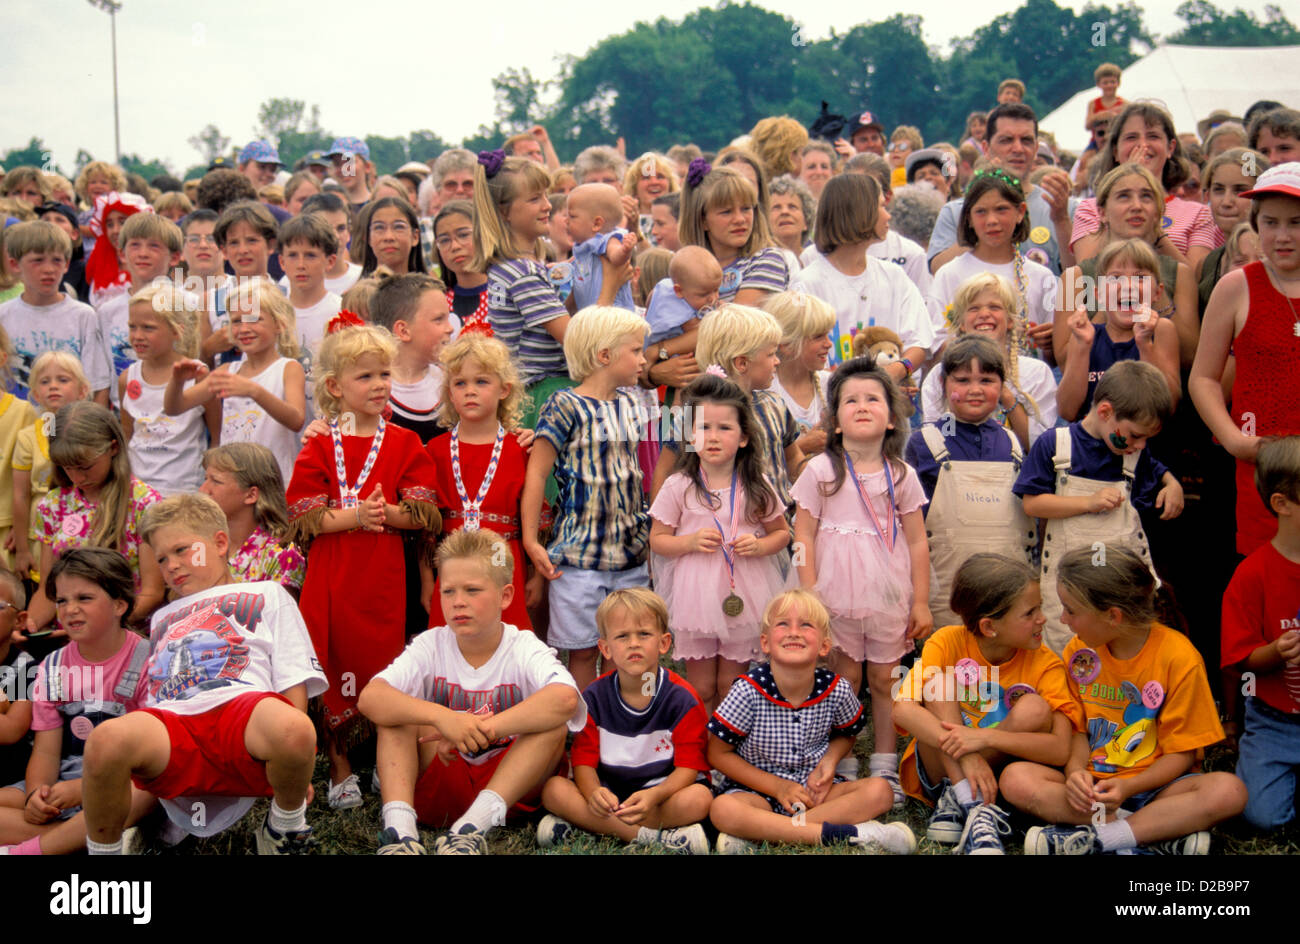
31;632;149;730
1069;196;1222;254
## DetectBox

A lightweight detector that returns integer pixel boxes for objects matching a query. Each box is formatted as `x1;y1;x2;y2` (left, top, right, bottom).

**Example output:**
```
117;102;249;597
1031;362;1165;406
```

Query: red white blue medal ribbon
450;423;505;532
332;415;385;509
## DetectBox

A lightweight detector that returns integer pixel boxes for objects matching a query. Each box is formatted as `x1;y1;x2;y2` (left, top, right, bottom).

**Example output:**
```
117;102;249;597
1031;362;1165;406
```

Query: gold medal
723;593;744;617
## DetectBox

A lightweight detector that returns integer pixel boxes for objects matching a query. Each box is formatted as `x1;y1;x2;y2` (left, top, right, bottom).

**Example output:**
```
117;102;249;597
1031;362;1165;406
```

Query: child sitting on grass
359;528;586;855
538;587;712;853
707;589;916;854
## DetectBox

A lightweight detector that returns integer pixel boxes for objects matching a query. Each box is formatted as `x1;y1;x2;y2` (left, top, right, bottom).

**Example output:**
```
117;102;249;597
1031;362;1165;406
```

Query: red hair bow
327;309;366;334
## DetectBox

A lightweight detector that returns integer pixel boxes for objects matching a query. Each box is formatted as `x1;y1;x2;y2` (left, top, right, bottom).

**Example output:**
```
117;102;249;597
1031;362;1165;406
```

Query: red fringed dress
288;420;440;743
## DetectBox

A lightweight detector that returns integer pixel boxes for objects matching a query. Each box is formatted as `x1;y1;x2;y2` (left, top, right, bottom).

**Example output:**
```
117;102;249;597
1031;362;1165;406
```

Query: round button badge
70;715;94;740
1069;648;1100;685
954;658;981;687
1030;225;1050;245
1121;680;1142;705
1142;680;1165;710
1005;683;1036;708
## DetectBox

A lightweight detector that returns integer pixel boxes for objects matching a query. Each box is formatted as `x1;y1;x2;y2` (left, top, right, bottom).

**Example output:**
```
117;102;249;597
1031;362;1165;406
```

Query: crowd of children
0;77;1296;857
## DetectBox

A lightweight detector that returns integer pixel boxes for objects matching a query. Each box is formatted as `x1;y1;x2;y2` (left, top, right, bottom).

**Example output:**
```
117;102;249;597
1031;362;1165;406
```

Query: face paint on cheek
1109;432;1129;450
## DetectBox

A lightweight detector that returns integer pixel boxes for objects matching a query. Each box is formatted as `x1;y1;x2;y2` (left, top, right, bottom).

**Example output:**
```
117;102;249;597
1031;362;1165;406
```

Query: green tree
1168;1;1300;44
119;154;173;181
1;138;61;175
365;136;409;176
254;98;307;148
188;123;230;164
407;130;453;164
494;68;545;131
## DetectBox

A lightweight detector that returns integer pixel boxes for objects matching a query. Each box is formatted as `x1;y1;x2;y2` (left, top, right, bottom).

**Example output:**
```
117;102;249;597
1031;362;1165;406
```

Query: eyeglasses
0;601;15;614
369;221;411;236
185;234;216;246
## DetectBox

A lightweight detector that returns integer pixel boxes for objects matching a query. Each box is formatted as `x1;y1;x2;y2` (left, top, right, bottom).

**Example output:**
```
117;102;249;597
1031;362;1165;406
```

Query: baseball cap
304;151;331;168
1242;162;1300;200
397;161;432;177
36;202;79;230
326;137;370;161
238;140;282;167
848;110;884;137
208;155;235;171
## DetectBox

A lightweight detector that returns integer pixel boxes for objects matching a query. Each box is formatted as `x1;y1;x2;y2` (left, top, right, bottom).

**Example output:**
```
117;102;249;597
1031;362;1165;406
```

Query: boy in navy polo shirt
537;587;712;852
1014;361;1183;652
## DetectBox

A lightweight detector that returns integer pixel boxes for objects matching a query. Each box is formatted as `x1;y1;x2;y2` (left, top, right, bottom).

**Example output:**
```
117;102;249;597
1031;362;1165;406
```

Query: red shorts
133;692;290;799
413;742;562;828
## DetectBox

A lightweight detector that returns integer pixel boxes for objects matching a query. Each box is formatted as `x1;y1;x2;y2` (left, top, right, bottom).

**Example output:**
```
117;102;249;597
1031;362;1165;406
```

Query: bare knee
1005;692;1051;732
1203;772;1249;819
84;715;142;774
998;761;1043;806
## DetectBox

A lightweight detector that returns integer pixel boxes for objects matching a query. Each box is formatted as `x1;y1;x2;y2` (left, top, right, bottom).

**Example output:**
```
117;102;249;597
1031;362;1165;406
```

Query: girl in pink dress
649;371;790;713
792;358;933;799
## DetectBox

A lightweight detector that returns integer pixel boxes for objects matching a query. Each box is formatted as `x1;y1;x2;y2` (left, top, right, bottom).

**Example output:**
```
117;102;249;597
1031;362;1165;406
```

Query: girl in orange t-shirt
1002;544;1247;854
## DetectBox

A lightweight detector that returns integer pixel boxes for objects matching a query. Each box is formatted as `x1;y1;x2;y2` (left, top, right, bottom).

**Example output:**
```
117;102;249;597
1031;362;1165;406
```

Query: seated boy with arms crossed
80;493;326;854
538;587;713;852
359;528;586;855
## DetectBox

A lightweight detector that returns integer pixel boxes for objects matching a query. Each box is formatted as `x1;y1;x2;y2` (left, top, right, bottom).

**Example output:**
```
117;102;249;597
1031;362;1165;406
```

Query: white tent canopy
1038;44;1300;152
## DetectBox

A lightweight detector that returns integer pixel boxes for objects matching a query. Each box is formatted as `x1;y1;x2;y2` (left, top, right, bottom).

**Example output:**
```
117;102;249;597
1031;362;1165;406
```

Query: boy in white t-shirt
0;221;112;405
80;494;327;855
279;214;342;418
359;528;586;855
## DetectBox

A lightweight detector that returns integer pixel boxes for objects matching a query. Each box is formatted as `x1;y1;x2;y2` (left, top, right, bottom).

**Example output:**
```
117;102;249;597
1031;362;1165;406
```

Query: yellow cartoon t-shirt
895;624;1086;802
1063;623;1223;780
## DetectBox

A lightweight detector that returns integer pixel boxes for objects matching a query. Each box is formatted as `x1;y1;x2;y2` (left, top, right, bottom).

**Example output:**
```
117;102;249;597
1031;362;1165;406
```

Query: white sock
87;837;123;855
451;789;507;834
835;755;860;778
633;826;661;845
1096;818;1136;851
952;779;977;808
382;801;418;838
868;752;898;775
269;799;307;834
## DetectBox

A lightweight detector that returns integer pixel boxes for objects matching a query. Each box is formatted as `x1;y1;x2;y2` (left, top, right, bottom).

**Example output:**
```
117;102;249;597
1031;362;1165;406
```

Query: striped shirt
535;388;649;570
487;257;569;385
570;667;709;798
718;247;790;303
1069;195;1222;254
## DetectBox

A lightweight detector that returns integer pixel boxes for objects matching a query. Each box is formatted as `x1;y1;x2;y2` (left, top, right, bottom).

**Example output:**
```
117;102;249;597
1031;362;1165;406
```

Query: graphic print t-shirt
144;580;327;717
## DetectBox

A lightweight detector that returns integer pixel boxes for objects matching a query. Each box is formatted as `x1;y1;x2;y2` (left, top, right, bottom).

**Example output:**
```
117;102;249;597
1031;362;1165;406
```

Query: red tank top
1232;261;1300;437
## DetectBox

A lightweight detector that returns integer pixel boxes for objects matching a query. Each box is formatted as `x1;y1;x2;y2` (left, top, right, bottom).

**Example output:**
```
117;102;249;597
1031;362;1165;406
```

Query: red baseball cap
1242;162;1300;200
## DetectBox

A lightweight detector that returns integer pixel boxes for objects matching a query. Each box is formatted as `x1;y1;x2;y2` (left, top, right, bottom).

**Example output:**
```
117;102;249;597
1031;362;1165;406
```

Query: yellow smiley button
1029;225;1050;245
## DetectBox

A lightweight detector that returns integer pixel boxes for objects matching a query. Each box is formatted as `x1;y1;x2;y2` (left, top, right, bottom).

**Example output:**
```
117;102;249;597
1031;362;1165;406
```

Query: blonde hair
562;306;648;383
635;247;672;306
438;333;525;430
762;291;835;352
313;324;397;419
749;117;810;179
762;589;831;639
471;156;554;271
596;586;670;639
695;303;781;383
0;324;12;390
1094;237;1161;291
202;443;291;540
891;125;924;151
75;162;127;203
48;401;135;553
140;493;230;547
340;269;388;321
679;165;774;258
622;153;680;199
128;283;199;358
5;220;72;261
435;526;513;588
29;351;90;407
228;277;299;358
153;191;194;219
949;272;1040;422
1056;544;1158;628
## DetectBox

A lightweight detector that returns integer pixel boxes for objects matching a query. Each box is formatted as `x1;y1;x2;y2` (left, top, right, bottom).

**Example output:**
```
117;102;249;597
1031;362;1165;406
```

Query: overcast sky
5;0;1197;174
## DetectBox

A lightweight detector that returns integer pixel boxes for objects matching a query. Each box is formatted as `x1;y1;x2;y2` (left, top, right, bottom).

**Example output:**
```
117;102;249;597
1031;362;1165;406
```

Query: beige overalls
1039;427;1153;654
921;425;1038;629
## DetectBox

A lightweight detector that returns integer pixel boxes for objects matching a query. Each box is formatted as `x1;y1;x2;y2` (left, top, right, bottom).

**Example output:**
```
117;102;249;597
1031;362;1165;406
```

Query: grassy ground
153;715;1297;856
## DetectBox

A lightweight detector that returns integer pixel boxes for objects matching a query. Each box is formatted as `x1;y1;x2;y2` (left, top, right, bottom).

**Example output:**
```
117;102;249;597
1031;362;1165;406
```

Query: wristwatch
658;344;670;360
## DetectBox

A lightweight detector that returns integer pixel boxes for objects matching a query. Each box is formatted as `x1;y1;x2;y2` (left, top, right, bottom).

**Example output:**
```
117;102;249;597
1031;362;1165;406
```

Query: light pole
87;0;122;163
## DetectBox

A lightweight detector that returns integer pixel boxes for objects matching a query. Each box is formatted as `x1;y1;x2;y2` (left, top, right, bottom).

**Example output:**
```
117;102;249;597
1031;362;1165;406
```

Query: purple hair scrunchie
478;149;507;178
685;157;712;189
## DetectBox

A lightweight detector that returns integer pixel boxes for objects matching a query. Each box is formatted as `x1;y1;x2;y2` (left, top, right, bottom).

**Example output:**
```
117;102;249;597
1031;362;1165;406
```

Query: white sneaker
328;773;364;810
122;827;144;855
852;820;917;854
926;784;967;845
536;814;574;848
657;823;710;855
715;831;756;855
